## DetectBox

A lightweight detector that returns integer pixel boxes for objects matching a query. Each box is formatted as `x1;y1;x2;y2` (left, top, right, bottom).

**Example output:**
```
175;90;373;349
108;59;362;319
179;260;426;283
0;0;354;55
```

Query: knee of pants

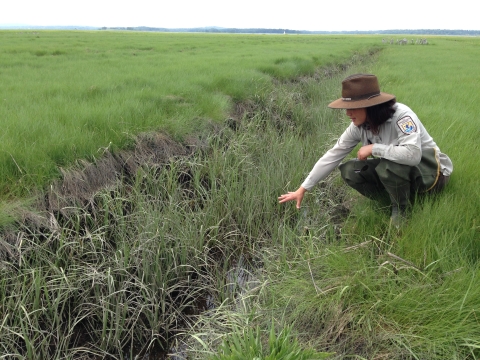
339;160;380;188
339;160;360;184
375;159;411;185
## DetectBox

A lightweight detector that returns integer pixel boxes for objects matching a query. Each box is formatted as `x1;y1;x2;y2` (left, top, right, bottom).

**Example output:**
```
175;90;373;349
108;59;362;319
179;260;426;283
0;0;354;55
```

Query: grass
0;32;479;359
0;30;379;201
253;36;480;359
372;37;480;268
0;45;360;357
210;323;332;360
179;37;480;359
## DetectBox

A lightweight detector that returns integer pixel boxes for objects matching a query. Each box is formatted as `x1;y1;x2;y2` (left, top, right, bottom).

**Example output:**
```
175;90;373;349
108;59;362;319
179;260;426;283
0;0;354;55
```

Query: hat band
342;92;380;101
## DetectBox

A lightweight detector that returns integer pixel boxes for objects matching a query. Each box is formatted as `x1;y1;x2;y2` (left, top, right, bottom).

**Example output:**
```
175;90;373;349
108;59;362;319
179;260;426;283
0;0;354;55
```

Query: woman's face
346;108;367;127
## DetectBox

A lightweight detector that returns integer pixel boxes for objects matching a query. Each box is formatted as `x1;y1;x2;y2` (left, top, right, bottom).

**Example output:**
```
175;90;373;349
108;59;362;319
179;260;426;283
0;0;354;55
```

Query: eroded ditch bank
0;55;374;359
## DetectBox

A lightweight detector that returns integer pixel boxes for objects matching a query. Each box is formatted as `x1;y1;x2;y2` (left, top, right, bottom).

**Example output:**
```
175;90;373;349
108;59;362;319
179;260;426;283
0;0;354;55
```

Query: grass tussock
210;323;333;360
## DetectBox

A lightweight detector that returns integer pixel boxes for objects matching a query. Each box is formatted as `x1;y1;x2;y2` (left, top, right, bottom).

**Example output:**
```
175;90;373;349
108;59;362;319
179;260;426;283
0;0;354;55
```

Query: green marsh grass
180;37;480;360
0;44;358;357
0;30;379;202
1;33;479;359
210;323;332;360
255;36;480;359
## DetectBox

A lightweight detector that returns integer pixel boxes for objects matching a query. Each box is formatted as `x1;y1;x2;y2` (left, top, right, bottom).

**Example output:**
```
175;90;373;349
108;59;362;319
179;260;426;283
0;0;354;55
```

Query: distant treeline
100;26;480;36
2;25;479;36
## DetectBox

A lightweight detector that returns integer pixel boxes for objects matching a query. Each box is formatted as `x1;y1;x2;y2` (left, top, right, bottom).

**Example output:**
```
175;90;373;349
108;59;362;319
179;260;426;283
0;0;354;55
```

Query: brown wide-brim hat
328;73;396;109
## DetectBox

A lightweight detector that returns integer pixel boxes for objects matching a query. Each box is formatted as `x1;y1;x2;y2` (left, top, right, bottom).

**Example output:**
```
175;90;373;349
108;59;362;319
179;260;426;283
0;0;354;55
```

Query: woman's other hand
357;144;374;161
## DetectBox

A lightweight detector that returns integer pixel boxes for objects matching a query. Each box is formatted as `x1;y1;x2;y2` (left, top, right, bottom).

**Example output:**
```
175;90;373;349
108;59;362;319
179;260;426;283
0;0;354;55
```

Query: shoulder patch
396;116;417;134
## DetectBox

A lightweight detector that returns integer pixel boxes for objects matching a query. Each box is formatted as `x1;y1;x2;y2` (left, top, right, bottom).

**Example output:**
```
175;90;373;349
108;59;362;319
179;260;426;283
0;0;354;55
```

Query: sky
1;0;478;32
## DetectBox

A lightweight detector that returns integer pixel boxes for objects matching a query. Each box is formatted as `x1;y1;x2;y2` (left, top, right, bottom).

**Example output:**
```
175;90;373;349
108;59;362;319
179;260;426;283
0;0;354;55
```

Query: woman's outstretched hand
278;187;307;209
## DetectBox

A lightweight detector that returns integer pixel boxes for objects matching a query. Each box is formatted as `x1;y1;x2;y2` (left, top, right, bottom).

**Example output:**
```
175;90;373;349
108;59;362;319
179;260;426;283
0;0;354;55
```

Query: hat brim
328;92;396;109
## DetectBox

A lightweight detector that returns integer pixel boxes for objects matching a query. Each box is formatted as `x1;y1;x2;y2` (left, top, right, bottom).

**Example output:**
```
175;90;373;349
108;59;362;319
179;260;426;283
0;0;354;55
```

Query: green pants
338;148;446;204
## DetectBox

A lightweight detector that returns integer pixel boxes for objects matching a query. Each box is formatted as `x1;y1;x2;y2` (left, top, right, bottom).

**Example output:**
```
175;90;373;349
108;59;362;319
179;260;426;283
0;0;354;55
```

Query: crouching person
278;73;453;226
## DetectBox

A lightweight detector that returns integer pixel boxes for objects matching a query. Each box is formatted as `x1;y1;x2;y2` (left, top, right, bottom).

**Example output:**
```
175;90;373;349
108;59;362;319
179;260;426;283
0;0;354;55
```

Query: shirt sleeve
301;124;360;190
371;115;422;166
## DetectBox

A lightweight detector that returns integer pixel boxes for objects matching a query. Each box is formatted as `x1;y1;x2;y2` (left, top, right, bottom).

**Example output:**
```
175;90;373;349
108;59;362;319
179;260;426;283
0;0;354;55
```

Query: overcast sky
1;0;478;31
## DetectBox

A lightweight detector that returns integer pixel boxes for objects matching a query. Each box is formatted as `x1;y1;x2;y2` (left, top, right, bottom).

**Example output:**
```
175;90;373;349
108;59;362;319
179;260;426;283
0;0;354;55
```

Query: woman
278;73;453;224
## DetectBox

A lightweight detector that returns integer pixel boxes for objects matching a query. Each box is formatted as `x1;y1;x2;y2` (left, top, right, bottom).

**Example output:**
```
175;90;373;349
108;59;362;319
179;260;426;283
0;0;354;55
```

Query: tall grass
179;37;480;359
0;43;361;357
253;36;480;359
210;323;332;360
1;33;479;359
0;30;379;200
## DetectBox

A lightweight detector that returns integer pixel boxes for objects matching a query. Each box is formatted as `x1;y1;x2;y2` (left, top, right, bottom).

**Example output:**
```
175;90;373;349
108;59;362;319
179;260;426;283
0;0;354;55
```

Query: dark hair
365;99;397;134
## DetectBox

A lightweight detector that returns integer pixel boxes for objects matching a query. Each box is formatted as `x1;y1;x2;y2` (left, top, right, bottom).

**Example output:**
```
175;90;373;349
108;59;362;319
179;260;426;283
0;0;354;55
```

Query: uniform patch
396;116;417;134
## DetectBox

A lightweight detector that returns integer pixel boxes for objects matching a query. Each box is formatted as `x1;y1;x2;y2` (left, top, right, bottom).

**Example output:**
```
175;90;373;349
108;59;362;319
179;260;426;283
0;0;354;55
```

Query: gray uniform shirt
301;103;453;191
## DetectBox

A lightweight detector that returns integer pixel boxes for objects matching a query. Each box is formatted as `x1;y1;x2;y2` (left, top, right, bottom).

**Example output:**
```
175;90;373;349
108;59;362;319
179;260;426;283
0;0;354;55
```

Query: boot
390;203;407;228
